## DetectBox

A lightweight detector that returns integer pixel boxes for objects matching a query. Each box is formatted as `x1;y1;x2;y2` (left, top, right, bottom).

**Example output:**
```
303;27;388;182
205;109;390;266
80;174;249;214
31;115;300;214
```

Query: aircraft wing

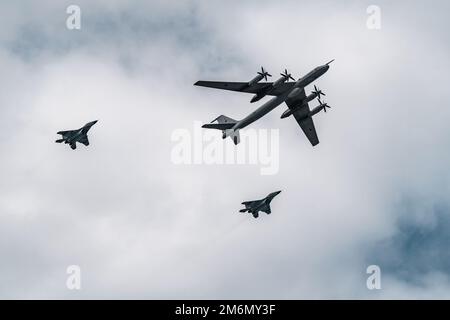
242;200;260;208
194;81;295;96
57;130;74;136
261;204;271;214
78;135;90;146
284;88;320;146
294;115;319;146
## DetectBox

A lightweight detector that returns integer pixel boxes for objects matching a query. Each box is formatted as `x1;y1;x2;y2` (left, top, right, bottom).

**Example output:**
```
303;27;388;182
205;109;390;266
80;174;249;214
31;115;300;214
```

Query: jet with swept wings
55;120;98;150
194;61;334;146
239;190;281;219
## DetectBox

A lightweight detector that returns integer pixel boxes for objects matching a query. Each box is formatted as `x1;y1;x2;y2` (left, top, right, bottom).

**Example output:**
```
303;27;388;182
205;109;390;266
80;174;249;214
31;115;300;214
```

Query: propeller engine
248;66;272;87
257;66;272;81
281;98;332;119
272;68;295;90
312;85;325;100
317;98;331;113
308;98;332;116
280;69;295;82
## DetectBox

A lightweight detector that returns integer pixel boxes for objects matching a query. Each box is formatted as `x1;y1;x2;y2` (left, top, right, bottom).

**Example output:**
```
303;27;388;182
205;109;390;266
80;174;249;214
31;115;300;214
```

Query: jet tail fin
202;115;241;145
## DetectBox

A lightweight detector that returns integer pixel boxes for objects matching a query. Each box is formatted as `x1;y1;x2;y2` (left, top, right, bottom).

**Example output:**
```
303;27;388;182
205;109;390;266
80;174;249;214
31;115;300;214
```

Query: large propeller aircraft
194;60;334;146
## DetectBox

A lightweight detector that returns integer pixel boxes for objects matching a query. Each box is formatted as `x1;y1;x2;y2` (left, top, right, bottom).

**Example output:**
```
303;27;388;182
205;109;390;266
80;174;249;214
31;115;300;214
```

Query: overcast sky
0;0;450;299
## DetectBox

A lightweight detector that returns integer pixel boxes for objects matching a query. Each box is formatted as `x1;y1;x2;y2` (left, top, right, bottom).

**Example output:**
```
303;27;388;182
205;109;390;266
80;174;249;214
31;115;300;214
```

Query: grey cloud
0;0;449;299
368;198;450;287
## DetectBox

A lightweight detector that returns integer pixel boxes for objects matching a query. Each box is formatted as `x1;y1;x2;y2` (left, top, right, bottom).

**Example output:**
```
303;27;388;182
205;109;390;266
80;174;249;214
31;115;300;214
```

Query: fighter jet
55;120;98;150
239;190;281;218
195;61;334;146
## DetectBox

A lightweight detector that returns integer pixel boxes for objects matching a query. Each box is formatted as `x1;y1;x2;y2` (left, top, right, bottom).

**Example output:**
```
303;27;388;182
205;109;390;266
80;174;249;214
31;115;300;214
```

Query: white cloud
0;0;449;299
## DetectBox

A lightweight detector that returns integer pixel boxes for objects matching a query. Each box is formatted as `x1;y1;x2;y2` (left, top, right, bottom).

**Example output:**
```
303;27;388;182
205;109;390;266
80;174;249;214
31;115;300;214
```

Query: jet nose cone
270;190;282;197
321;65;330;73
323;59;334;70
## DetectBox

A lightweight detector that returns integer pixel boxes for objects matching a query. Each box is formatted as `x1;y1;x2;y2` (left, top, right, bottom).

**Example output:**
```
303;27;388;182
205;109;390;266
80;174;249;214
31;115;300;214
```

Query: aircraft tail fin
202;115;241;145
224;128;240;145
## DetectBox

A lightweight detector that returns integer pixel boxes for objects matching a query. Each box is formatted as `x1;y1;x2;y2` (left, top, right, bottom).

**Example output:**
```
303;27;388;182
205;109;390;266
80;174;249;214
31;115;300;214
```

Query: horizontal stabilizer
202;115;238;130
202;114;240;145
202;115;237;130
202;123;235;130
55;139;64;143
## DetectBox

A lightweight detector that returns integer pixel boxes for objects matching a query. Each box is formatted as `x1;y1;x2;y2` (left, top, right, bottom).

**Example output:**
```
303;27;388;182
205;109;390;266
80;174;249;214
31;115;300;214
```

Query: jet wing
78;135;90;146
294;115;319;146
261;204;271;214
57;130;74;136
284;88;320;146
242;200;260;208
194;81;295;96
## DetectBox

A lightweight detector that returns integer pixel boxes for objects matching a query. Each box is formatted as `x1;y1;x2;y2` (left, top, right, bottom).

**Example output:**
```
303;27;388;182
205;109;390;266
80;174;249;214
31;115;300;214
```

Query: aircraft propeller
257;66;272;81
318;98;331;113
312;85;325;100
280;69;295;82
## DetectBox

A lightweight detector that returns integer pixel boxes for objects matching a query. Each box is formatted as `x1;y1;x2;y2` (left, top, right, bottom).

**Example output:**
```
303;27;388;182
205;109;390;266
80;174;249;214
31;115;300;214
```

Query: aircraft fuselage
66;129;84;143
59;120;98;144
232;64;330;131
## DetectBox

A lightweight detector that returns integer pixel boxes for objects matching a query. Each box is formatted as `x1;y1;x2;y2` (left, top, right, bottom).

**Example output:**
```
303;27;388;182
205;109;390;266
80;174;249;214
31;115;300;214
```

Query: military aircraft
239;190;282;218
195;61;334;146
55;120;98;150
